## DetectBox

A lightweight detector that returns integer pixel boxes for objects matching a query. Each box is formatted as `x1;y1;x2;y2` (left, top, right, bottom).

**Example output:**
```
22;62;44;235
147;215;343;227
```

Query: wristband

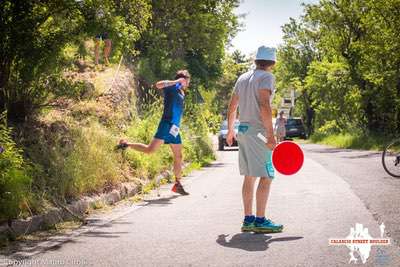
257;133;267;143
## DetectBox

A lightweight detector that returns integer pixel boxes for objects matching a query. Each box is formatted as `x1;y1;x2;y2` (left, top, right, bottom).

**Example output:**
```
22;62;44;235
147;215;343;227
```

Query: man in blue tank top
118;70;191;195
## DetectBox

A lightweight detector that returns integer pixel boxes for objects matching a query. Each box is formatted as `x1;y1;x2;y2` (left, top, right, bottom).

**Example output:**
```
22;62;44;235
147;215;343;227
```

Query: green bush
63;121;122;197
0;113;32;222
24;119;125;200
316;120;342;135
46;75;92;100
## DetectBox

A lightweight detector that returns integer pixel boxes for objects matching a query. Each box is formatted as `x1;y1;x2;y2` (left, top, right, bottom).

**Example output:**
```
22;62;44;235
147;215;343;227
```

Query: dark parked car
218;120;240;151
285;118;307;139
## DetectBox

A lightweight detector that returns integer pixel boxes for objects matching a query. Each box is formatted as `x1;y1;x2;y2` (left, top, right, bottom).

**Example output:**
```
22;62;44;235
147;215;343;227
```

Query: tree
136;0;240;84
0;0;152;120
277;0;400;135
0;0;85;119
213;52;250;115
275;17;318;132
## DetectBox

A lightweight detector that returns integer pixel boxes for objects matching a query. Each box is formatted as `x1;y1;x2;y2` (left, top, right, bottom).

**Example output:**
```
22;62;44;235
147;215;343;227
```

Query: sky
230;0;319;55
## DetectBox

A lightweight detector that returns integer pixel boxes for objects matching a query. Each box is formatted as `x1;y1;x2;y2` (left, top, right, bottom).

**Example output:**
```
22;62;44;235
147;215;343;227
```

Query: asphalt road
302;144;400;248
1;144;400;267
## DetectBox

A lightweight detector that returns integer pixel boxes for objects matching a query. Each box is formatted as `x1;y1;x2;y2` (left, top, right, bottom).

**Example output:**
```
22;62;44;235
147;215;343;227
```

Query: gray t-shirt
233;69;275;128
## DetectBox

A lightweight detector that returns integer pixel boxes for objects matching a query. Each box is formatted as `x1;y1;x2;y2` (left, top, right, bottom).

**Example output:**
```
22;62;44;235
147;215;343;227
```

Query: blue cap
255;46;277;61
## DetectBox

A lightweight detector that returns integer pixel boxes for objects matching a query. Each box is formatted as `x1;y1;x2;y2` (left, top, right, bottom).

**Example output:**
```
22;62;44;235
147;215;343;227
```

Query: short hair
175;69;191;80
255;60;275;69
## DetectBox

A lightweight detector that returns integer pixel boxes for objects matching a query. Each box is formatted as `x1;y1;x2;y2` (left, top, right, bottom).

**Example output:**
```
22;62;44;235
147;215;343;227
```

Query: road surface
1;144;399;266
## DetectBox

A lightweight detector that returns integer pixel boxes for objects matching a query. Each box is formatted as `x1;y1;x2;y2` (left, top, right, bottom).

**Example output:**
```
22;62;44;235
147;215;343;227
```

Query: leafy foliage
136;0;240;85
0;0;152;119
213;51;251;116
0;113;32;222
277;0;400;136
1;0;85;118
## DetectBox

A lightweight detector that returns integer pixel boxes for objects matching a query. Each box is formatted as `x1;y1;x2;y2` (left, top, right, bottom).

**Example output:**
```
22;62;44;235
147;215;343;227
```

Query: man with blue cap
226;46;283;233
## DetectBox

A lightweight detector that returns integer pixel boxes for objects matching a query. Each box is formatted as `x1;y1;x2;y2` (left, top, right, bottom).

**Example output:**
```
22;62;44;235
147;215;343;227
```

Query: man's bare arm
226;93;239;146
259;89;276;149
227;93;239;131
155;78;186;89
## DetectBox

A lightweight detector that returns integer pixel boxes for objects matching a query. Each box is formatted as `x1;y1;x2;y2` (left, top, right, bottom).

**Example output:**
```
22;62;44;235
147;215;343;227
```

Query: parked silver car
218;120;240;151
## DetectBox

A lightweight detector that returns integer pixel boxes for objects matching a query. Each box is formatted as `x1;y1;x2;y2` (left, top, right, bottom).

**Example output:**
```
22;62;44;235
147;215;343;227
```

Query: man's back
234;69;275;128
161;84;184;127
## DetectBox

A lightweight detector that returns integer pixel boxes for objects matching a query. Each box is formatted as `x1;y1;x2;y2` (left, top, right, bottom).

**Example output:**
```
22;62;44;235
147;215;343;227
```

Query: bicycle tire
382;138;400;178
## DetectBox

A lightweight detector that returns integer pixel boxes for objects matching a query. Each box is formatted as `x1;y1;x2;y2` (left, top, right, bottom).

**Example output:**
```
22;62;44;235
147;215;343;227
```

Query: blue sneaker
254;218;283;233
241;216;255;232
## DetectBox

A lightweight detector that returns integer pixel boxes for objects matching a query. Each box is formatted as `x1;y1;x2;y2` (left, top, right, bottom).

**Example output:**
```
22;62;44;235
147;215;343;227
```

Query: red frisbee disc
272;141;304;175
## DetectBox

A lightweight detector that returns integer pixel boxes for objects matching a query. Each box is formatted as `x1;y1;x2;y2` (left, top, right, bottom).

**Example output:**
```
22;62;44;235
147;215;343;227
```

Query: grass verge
310;132;395;151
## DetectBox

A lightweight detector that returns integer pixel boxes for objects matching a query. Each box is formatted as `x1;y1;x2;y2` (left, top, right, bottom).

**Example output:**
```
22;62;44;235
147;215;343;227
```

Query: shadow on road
221;148;239;152
305;148;353;154
304;146;382;159
0;236;78;260
80;230;129;238
202;162;230;168
342;153;381;159
216;233;303;252
139;195;180;207
0;220;131;260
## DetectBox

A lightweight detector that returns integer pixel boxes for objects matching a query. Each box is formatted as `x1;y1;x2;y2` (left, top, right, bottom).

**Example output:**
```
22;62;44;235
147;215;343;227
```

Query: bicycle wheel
382;138;400;178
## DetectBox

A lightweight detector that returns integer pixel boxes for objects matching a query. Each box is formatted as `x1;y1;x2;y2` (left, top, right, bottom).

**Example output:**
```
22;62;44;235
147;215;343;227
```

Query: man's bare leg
169;144;183;182
103;39;112;65
256;177;272;218
94;39;100;65
169;143;189;195
253;177;282;232
242;176;256;216
120;138;164;154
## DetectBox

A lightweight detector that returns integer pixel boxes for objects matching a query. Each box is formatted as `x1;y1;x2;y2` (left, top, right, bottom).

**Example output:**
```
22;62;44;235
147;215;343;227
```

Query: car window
286;119;302;126
221;121;228;130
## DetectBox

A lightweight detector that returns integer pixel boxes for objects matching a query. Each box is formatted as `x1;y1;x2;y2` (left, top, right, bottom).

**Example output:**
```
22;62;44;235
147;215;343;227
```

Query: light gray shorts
237;123;275;179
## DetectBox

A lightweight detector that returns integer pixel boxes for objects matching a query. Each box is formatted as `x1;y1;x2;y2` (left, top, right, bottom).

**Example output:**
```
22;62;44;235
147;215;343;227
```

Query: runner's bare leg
170;144;183;182
122;138;164;154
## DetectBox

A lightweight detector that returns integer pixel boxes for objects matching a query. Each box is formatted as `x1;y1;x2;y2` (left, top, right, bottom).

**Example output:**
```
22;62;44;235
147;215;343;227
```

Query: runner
275;111;287;142
94;7;112;66
226;46;283;233
117;70;191;195
94;32;112;66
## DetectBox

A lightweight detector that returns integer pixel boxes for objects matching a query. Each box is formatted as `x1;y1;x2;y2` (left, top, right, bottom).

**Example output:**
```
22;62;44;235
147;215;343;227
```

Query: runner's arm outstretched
155;78;187;89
